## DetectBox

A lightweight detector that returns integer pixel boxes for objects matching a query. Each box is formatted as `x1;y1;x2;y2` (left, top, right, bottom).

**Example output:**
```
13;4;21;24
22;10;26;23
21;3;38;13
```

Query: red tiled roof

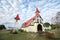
22;8;40;27
22;16;36;27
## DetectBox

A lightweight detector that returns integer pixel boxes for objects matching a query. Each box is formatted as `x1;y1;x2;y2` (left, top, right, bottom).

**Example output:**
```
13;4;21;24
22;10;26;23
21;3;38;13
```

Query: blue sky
0;0;60;28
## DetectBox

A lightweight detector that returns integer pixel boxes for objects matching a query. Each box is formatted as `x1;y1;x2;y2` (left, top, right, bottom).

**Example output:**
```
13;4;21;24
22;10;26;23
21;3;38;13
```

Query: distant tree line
50;24;60;29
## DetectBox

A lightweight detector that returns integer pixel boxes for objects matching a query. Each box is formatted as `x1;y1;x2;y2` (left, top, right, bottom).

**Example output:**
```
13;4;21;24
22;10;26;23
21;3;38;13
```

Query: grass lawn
0;29;60;40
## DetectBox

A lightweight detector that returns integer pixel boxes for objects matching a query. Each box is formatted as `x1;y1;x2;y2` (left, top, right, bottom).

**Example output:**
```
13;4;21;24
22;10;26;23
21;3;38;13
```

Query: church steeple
35;8;43;24
35;8;40;16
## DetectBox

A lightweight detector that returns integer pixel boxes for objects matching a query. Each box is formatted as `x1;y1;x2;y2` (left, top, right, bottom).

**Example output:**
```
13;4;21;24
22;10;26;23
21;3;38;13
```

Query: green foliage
54;29;60;38
43;22;50;27
19;29;24;32
0;30;50;40
0;30;60;40
50;24;60;29
0;25;6;30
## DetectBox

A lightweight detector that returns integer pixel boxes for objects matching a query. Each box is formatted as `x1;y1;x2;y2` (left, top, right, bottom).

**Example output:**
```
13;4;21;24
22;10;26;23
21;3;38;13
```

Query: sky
0;0;60;29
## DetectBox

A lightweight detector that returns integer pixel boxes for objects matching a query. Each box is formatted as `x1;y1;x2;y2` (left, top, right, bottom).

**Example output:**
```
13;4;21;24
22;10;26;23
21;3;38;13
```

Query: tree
0;25;6;30
43;22;50;27
50;24;60;29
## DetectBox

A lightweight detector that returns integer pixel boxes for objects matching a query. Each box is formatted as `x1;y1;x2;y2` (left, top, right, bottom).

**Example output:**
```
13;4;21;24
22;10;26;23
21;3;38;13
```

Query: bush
19;29;24;32
0;25;6;30
50;24;60;29
43;22;50;27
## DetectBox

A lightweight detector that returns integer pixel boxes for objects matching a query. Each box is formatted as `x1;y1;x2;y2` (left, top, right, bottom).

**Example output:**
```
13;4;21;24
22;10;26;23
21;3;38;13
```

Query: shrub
50;24;60;29
43;22;50;27
0;25;6;30
19;29;24;32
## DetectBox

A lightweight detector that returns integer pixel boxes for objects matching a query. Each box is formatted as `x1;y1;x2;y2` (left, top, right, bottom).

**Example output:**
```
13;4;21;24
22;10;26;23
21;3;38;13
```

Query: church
21;8;45;32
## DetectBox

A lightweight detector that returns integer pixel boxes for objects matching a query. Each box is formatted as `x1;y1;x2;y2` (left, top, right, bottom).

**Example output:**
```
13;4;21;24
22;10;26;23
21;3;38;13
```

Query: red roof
22;16;36;27
22;8;40;27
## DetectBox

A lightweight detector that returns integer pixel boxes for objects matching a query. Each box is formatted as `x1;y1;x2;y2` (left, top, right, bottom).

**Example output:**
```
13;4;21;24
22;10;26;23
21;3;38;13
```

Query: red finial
35;8;40;16
15;14;20;21
35;8;40;13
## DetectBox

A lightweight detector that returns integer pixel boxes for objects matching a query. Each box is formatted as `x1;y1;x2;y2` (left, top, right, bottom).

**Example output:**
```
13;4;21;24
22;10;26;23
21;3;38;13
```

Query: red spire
15;14;20;20
35;8;40;13
35;8;40;16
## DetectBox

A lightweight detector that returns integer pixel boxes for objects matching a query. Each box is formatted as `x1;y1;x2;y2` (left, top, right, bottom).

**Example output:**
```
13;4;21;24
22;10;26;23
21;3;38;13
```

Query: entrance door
37;24;42;32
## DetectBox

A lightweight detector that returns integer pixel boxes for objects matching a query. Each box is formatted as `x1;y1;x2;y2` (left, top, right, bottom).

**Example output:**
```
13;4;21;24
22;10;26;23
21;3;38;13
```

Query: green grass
0;30;48;40
0;29;60;40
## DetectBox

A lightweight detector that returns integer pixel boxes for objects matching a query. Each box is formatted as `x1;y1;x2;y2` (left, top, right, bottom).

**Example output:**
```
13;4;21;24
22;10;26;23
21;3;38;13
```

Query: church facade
21;8;45;32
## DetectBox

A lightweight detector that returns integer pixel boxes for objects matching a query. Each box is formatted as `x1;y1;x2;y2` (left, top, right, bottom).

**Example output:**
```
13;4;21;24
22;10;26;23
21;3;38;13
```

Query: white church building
21;8;51;32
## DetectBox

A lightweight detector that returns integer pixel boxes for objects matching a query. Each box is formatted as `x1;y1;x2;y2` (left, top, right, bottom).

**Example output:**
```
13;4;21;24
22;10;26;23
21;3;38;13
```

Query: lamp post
10;14;20;34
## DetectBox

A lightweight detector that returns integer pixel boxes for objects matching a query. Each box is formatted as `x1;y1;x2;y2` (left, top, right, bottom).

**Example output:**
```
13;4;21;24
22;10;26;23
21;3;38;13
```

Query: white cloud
0;0;60;28
55;5;60;9
18;0;24;4
20;5;25;9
